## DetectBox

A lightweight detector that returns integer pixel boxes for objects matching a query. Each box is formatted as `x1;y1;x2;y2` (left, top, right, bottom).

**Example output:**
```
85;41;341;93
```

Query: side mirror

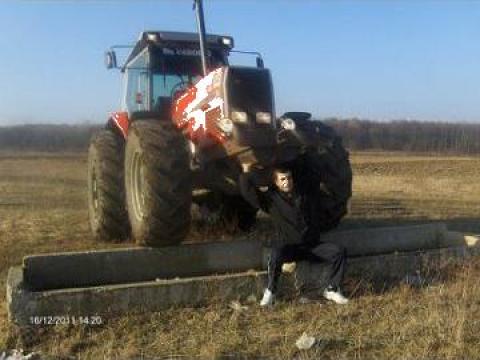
105;50;117;69
256;56;264;69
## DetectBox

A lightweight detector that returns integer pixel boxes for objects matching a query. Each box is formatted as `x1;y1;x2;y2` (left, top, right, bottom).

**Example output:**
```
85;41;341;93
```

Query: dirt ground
1;151;480;359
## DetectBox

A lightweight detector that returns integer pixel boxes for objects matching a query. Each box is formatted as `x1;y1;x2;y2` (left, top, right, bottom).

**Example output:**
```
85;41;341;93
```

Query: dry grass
1;151;480;359
346;152;480;232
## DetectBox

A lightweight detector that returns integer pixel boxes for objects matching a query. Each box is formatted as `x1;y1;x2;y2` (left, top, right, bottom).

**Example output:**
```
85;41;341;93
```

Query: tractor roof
125;31;234;66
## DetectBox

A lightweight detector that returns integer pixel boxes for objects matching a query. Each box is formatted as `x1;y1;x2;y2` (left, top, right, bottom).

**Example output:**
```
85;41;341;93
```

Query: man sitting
239;165;348;306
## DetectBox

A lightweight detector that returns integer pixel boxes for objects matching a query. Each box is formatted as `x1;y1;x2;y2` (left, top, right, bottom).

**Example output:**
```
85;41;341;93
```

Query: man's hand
282;262;297;273
242;163;252;173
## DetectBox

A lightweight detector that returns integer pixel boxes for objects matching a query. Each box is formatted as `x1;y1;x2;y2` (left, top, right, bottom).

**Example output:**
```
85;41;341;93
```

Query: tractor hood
172;66;276;146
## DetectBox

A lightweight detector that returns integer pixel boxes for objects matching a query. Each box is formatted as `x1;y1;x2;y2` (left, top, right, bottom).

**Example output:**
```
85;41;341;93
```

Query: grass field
1;151;480;359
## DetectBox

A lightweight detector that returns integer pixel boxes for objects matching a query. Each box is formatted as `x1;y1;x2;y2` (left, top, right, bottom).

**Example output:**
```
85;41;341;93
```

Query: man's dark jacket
239;172;320;247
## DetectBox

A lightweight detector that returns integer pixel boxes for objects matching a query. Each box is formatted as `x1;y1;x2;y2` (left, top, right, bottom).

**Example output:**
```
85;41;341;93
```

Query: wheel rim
131;150;146;221
92;170;99;214
88;158;100;219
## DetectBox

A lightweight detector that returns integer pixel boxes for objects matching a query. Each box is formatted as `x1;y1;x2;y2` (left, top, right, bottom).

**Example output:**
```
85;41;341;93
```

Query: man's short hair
272;166;292;181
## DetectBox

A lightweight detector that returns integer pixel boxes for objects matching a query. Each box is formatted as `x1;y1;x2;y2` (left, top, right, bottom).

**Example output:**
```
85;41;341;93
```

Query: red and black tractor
87;0;352;247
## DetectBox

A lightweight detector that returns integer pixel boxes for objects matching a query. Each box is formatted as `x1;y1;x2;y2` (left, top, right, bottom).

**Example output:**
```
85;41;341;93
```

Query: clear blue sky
0;0;479;125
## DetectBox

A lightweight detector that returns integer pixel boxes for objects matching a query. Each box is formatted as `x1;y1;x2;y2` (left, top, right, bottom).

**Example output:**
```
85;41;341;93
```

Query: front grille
233;126;277;147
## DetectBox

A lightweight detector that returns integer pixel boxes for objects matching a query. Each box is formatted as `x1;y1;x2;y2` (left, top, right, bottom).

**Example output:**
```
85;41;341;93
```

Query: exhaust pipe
194;0;209;76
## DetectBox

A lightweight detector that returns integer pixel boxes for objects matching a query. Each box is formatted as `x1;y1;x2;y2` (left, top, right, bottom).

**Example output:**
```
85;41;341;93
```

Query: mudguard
109;111;129;139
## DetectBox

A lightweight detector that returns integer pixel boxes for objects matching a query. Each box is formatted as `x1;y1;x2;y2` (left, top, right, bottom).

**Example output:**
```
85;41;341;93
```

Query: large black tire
87;129;129;241
125;120;192;246
292;121;352;232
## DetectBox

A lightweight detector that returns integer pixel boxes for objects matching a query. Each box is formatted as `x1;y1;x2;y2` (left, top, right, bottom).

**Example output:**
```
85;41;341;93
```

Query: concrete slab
8;244;480;326
22;223;457;291
7;267;265;326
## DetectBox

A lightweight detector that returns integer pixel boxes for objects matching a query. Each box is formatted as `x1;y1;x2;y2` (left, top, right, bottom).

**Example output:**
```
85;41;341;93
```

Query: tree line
0;124;102;152
1;119;480;154
325;119;480;154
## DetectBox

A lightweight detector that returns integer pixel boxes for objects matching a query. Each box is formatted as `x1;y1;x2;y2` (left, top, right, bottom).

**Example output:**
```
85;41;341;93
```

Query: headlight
231;111;248;124
222;37;234;48
146;33;159;42
256;112;271;124
217;118;233;134
280;118;296;131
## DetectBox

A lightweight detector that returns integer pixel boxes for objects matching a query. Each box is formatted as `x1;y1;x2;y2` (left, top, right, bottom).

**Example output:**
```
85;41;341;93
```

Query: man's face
274;170;294;193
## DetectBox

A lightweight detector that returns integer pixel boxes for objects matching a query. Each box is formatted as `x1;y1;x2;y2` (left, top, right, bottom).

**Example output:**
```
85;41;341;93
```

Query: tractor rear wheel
292;122;352;232
125;120;192;247
87;129;129;242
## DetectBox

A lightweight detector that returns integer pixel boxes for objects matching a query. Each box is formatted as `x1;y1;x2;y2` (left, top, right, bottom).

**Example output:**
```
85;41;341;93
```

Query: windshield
150;47;226;113
152;74;199;98
123;46;227;115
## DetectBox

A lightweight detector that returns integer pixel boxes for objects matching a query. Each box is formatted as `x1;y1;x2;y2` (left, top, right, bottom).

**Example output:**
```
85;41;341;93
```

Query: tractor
87;0;352;247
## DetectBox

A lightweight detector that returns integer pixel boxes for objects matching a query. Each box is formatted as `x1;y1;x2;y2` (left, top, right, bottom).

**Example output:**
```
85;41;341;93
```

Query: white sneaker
323;288;349;305
260;288;275;307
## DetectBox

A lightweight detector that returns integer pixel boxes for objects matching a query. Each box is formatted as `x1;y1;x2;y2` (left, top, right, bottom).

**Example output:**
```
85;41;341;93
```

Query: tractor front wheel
125;120;192;247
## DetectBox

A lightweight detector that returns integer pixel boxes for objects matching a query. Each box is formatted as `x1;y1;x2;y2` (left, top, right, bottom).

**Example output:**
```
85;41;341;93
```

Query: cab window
124;51;149;113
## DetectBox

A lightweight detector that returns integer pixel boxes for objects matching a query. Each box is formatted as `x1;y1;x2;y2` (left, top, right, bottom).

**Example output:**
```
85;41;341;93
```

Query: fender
108;111;129;139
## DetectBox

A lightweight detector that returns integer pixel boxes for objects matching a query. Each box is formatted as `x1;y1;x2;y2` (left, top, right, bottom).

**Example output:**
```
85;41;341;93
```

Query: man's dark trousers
267;242;347;293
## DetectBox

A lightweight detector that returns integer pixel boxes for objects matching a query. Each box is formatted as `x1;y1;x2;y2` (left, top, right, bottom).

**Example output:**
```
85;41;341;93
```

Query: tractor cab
106;30;278;163
106;31;233;118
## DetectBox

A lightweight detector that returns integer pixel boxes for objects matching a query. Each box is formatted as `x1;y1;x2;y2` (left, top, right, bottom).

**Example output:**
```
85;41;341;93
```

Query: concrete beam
445;231;480;247
8;245;480;326
23;240;265;291
22;223;457;291
321;223;451;256
296;243;480;292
